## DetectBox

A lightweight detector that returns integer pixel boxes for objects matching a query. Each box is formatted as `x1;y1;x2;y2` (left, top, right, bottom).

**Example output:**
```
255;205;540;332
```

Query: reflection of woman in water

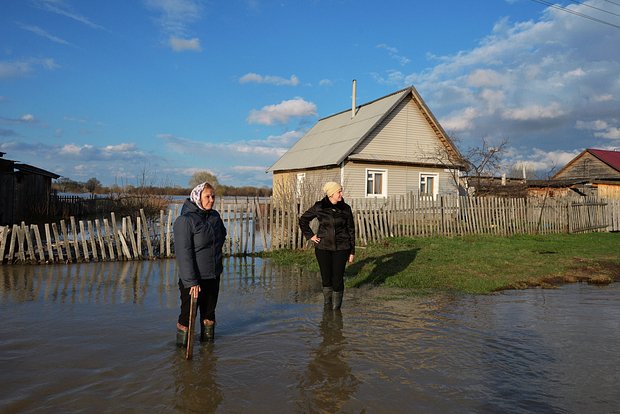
297;309;360;412
173;346;223;412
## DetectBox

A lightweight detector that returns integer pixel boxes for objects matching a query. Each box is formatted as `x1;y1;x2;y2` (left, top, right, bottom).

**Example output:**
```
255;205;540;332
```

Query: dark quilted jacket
299;196;355;254
173;199;227;288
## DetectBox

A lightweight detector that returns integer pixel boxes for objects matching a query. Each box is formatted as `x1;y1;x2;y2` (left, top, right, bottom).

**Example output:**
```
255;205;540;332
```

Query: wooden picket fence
1;195;619;265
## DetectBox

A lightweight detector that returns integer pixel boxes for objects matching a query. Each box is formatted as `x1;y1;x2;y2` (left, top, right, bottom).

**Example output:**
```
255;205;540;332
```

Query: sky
1;0;620;188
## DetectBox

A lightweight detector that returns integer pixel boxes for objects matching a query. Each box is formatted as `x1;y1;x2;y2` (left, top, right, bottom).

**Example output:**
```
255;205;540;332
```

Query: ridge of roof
318;86;413;122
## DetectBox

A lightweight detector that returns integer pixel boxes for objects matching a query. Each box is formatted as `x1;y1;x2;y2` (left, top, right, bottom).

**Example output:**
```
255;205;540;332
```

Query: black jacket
299;197;355;254
173;199;227;288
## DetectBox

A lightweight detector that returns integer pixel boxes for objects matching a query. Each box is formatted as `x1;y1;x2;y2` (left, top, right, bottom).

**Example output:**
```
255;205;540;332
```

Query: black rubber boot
322;287;333;307
176;328;188;347
200;322;215;343
333;291;343;310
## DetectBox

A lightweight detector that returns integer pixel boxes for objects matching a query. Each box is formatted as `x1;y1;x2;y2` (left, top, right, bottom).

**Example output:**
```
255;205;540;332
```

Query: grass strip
261;233;620;294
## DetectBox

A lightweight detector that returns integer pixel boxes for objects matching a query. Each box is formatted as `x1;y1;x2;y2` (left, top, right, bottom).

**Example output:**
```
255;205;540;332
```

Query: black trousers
314;249;349;293
178;276;220;327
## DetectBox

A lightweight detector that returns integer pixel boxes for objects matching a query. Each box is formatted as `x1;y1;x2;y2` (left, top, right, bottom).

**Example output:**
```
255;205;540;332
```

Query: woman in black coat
173;182;226;346
299;181;355;310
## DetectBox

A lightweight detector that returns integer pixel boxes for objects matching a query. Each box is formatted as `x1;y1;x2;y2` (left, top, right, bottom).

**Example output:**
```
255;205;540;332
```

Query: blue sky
2;0;620;188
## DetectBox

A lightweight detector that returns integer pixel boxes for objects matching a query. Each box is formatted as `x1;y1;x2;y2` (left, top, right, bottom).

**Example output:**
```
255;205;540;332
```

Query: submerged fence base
1;195;619;265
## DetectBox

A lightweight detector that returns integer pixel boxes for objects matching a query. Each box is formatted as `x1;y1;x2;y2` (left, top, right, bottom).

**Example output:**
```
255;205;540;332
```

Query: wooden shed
551;149;620;199
0;152;60;225
267;84;465;201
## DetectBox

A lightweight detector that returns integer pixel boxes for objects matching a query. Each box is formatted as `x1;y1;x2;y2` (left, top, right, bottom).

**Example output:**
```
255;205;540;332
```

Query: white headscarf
190;182;207;211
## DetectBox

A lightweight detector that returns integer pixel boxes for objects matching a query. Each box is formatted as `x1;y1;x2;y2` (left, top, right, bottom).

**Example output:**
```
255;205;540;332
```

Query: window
366;169;387;197
420;173;439;198
296;173;305;197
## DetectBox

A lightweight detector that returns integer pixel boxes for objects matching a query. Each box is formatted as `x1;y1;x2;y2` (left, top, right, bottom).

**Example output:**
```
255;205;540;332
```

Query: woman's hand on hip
310;235;320;244
348;254;354;263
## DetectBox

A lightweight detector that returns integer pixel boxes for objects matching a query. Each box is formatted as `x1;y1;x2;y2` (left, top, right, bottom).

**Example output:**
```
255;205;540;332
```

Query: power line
530;0;620;29
603;0;620;7
573;0;620;17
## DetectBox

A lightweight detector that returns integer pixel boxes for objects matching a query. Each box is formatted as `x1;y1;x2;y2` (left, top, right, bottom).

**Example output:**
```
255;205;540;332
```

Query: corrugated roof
588;148;620;172
267;88;411;172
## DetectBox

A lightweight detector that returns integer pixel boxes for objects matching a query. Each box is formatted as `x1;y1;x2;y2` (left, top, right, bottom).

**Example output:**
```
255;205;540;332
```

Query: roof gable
553;148;620;178
267;86;461;172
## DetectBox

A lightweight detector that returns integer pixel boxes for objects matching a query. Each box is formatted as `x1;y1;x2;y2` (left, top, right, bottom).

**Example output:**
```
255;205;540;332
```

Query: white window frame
419;172;439;198
295;173;305;198
365;168;388;198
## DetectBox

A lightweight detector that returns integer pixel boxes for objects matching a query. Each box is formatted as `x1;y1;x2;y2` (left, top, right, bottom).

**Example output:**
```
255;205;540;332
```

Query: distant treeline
52;177;272;198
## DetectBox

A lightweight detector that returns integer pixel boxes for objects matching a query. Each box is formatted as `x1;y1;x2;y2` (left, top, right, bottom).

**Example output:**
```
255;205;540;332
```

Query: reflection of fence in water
0;258;320;306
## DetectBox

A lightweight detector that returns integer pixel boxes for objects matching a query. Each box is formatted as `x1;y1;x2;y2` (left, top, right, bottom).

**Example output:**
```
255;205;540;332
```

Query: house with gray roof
267;84;465;201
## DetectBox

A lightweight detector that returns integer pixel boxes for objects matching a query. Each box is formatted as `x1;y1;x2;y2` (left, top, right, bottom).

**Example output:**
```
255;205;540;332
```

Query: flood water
1;258;619;414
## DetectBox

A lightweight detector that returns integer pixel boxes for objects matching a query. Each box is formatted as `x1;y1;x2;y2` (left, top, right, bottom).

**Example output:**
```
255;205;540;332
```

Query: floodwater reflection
297;309;360;413
0;259;619;413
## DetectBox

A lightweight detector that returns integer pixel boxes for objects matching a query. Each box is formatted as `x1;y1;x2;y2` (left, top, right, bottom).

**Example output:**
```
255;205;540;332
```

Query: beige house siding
555;153;620;179
352;97;444;163
343;161;458;199
272;168;341;201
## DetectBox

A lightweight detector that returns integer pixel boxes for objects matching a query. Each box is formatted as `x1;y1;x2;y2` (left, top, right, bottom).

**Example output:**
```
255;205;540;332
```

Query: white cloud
144;0;203;51
0;58;59;79
159;133;291;157
467;69;504;88
593;94;613;102
380;1;620;162
247;98;317;125
441;107;479;132
501;102;565;121
18;23;71;45
34;0;103;29
319;79;333;87
169;36;202;52
594;127;620;139
239;73;300;86
231;165;267;172
377;43;410;66
20;114;36;122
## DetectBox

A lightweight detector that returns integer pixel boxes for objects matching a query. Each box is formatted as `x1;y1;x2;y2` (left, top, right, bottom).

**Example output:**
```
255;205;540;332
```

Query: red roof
588;149;620;172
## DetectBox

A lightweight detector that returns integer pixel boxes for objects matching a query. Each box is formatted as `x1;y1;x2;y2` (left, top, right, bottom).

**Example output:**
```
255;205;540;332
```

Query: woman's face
328;188;343;204
200;188;216;210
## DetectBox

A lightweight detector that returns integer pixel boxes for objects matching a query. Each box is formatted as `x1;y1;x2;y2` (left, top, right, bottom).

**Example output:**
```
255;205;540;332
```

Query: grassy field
262;233;620;294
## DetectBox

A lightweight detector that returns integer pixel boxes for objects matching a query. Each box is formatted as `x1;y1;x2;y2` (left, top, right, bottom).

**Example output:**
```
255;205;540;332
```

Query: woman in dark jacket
173;182;226;346
299;181;355;310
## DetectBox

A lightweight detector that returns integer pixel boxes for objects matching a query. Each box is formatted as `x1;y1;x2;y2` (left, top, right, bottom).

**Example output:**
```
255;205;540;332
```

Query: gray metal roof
267;87;412;172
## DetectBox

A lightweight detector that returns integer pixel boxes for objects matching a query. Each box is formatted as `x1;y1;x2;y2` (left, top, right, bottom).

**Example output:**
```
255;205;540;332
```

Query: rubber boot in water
176;327;188;348
322;287;333;307
201;321;215;343
333;291;343;310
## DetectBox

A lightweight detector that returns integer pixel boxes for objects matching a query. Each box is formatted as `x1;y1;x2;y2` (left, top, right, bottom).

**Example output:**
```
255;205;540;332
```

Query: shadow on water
1;258;619;413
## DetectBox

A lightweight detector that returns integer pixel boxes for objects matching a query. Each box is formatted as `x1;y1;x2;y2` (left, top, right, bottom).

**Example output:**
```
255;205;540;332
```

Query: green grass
261;233;620;294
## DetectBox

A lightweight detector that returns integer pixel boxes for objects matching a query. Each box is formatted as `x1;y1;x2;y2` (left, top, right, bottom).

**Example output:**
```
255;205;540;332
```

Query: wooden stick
185;293;198;360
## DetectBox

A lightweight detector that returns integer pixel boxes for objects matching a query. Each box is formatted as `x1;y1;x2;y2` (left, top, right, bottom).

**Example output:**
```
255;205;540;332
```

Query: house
267;84;465;201
0;152;60;225
551;148;620;198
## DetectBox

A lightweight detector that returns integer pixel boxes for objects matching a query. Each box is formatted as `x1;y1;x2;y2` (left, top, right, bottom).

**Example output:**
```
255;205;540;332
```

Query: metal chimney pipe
351;79;357;118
